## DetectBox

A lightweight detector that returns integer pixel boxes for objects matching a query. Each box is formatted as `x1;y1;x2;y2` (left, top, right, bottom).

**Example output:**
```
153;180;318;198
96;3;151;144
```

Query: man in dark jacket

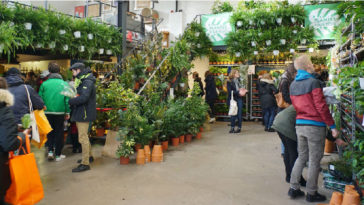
0;78;22;204
204;71;217;123
193;72;204;97
288;55;338;203
5;68;44;124
69;63;96;173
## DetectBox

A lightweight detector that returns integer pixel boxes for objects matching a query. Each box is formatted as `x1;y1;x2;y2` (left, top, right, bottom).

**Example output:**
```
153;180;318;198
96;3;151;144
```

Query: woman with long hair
227;69;244;133
204;71;218;123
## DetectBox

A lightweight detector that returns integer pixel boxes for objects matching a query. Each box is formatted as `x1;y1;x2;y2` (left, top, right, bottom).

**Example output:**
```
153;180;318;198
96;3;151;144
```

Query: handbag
5;134;44;205
24;85;40;143
275;82;290;108
228;91;238;116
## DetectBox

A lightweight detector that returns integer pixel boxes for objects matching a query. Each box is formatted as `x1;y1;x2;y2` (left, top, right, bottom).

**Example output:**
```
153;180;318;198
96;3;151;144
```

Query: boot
288;188;305;199
72;164;90;173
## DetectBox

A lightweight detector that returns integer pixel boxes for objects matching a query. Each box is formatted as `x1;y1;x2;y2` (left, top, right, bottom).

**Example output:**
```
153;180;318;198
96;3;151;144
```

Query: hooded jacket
0;89;20;196
39;73;70;115
257;79;278;109
290;70;335;129
204;75;217;102
6;74;45;124
68;68;96;122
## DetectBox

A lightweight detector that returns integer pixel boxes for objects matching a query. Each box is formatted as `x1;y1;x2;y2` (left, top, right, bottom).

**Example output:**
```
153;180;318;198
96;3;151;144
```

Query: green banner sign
304;4;344;40
201;13;234;46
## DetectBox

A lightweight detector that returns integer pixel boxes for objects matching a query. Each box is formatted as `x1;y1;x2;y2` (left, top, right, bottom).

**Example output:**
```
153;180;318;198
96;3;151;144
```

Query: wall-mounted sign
74;6;85;18
201;12;234;46
304;4;344;40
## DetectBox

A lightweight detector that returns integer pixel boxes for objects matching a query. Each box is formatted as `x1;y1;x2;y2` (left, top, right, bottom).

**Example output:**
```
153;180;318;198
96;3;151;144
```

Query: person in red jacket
287;55;339;203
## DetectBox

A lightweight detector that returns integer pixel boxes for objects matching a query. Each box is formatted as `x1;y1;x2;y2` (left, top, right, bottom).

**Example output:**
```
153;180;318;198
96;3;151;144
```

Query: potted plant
116;138;135;165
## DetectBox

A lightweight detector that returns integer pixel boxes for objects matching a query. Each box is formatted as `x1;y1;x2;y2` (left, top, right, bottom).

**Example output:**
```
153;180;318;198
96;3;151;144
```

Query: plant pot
171;137;179;146
324;139;334;153
266;40;271;46
24;22;32;30
280;39;286;45
291;17;296;24
254;51;258;55
87;33;94;40
49;42;56;49
36;43;43;48
99;48;104;55
144;145;151;163
276;17;282;24
63;45;69;51
199;127;203;132
185;134;192;143
79;46;85;52
152;145;163;163
59;29;66;35
329;192;343;205
273;50;279;56
136;149;145;165
96;128;105;137
308;48;314;53
290;48;295;53
196;132;202;139
74;31;81;38
179;135;185;144
161;141;168;151
135;143;142;151
236;21;243;27
179;83;185;88
134;82;140;90
108;38;112;43
106;49;112;55
120;156;130;165
300;39;307;45
342;187;360;205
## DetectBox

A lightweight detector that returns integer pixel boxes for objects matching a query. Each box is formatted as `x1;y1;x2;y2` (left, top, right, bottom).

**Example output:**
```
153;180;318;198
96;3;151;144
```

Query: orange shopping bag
5;135;44;205
32;109;52;148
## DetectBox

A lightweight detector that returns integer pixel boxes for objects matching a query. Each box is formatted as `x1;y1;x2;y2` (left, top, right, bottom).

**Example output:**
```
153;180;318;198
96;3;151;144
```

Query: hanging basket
0;43;4;53
235;52;241;57
87;33;94;40
360;78;364;90
273;50;279;56
195;32;200;37
59;30;66;35
107;38;112;43
293;30;297;34
106;50;112;55
63;45;69;51
249;20;253;25
290;48;295;53
179;83;185;87
79;45;85;52
276;18;282;24
266;40;271;46
291;17;296;23
74;31;81;38
254;51;258;55
260;20;265;25
280;39;286;45
9;22;14;27
35;43;43;49
308;47;314;52
24;22;32;30
236;21;243;27
197;44;201;48
251;41;256;47
300;39;307;45
99;48;104;54
49;42;56;49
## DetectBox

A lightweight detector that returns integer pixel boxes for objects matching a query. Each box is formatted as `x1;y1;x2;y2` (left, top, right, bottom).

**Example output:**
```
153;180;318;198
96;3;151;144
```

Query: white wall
13;1;84;16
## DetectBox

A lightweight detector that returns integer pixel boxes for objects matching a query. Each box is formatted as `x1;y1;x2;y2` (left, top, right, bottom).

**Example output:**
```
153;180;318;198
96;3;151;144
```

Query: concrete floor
34;121;336;205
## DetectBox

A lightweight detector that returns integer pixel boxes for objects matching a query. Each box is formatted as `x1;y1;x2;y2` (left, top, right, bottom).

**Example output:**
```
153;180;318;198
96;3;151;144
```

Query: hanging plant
211;0;233;14
182;21;212;59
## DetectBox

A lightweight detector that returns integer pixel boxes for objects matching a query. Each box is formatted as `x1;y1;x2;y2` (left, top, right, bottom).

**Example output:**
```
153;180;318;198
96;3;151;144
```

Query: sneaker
72;164;90;173
306;192;326;202
234;128;241;133
77;156;94;164
288;188;305;199
55;155;66;162
229;127;235;133
268;128;275;132
48;151;54;161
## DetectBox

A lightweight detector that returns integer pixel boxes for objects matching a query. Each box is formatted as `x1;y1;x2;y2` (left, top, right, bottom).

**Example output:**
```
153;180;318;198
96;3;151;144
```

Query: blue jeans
231;98;243;128
263;107;276;129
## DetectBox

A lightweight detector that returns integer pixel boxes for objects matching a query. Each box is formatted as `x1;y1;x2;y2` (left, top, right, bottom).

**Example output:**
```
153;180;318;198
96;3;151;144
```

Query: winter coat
6;74;45;124
271;105;297;141
290;70;335;129
0;89;20;197
204;75;217;102
69;69;96;122
227;78;242;106
257;79;278;109
279;73;292;105
194;78;204;97
39;73;70;115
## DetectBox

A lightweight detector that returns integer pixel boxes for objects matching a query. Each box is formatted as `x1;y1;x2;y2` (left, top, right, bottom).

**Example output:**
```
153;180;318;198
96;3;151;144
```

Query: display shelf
209;64;242;67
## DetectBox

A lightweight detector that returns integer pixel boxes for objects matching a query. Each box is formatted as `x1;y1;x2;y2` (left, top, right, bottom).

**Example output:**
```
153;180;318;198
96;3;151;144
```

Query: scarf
74;73;90;88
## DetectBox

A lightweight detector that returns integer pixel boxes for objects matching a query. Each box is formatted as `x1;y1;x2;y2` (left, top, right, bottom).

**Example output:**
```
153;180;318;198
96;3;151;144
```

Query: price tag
248;65;255;75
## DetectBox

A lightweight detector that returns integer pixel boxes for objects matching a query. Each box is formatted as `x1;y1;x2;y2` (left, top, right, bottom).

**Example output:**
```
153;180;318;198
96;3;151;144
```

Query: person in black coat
279;64;297;110
257;73;278;132
193;72;204;97
0;78;22;204
69;63;96;173
204;71;218;123
5;68;44;124
227;69;244;133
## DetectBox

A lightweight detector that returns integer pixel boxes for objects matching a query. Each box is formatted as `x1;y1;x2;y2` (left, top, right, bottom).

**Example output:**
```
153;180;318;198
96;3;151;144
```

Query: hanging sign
201;12;234;46
304;4;344;40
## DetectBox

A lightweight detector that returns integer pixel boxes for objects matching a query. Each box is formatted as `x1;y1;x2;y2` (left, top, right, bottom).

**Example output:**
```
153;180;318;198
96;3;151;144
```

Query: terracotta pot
135;143;142;151
120;156;130;165
161;141;168;151
179;135;185;143
324;139;335;153
144;145;151;163
136;149;145;165
171;137;179;146
329;192;343;205
345;185;355;193
196;132;202;139
199;127;203;132
96;128;105;137
185;134;192;142
342;189;360;205
105;122;111;129
134;82;140;90
152;145;163;163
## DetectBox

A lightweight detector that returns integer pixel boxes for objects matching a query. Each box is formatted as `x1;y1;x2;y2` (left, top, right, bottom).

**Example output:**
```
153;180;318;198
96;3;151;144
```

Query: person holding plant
288;55;339;203
68;63;96;173
227;69;244;133
5;68;44;125
257;73;278;132
193;72;204;97
39;62;70;162
0;77;24;205
204;71;218;123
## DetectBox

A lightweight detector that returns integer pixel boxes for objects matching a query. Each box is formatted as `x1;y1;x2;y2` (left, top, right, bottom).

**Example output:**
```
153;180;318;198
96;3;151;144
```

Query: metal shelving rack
249;74;262;119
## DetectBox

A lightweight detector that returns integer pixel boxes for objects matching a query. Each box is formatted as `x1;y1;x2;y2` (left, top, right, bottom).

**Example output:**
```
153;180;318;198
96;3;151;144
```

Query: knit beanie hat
6;67;21;76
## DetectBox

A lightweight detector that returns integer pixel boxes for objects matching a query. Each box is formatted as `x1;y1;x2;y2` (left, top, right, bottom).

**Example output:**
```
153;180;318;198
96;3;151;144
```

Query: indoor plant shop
0;0;363;205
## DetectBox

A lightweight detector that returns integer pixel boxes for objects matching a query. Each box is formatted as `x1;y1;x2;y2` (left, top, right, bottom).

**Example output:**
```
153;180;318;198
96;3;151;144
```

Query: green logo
202;13;234;46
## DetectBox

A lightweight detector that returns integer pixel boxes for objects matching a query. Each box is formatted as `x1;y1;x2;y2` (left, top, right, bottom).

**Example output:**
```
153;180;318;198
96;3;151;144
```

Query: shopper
193;72;204;97
39;63;70;162
25;71;38;90
36;70;50;92
227;69;243;133
288;55;339;202
278;64;297;112
68;63;96;173
0;77;23;205
257;73;278;132
5;68;44;124
204;71;218;123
